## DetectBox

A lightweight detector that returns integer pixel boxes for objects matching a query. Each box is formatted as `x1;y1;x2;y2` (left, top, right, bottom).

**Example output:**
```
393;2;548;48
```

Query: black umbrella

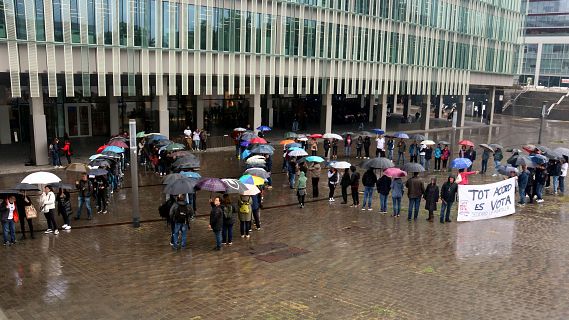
101;151;121;158
360;158;395;169
172;157;201;168
544;150;562;160
89;159;112;168
49;182;75;190
221;179;248;194
162;173;185;185
0;189;19;196
13;183;40;191
402;162;425;173
163;178;197;195
156;139;173;147
250;144;275;155
409;134;426;141
512;155;535;167
88;169;109;176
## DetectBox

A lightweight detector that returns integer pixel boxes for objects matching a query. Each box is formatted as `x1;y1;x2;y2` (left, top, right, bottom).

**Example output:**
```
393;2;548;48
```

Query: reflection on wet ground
1;115;569;319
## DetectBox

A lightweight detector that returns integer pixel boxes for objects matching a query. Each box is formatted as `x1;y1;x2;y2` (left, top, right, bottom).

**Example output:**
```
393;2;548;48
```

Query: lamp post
129;119;140;228
538;101;547;145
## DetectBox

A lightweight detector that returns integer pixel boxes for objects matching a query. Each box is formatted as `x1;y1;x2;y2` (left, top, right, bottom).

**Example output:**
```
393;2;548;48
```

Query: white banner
457;178;516;222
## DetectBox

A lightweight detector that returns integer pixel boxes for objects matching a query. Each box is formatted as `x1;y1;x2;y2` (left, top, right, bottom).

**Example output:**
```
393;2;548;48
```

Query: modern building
520;0;569;87
0;0;525;165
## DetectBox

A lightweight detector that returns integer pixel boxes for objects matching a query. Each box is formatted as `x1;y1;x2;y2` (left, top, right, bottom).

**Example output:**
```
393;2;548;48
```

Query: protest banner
457;178;516;222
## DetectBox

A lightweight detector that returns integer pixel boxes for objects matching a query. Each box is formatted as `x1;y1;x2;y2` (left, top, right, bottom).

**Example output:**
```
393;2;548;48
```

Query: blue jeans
3;219;15;243
52;151;61;166
222;223;233;244
397;152;405;165
392;197;401;215
536;183;544;200
518;185;526;204
552;176;559;193
494;160;501;174
408;197;421;220
424;159;431;171
172;223;188;249
440;201;453;221
289;173;296;188
362;186;374;208
420;155;425;167
481;159;488;173
344;146;351;157
379;193;388;212
388;149;393;160
76;196;92;219
213;230;222;248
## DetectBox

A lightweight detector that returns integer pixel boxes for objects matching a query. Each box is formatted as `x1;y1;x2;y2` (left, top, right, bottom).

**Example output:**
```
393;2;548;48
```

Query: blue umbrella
372;129;385;135
392;132;409;139
102;146;124;154
256;125;272;131
305;156;325;163
285;143;302;149
180;171;201;179
147;134;168;141
241;149;252;159
451;158;473;169
240;141;250;147
530;155;547;165
288;147;304;152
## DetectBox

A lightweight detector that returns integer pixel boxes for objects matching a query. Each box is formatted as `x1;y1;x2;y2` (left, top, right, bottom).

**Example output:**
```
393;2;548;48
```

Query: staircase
502;89;567;119
547;90;569;119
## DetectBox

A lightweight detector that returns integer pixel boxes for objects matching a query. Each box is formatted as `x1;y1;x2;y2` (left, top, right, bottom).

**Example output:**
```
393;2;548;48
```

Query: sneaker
350;204;355;207
241;235;245;238
492;174;497;177
54;230;59;235
361;208;366;211
44;229;53;234
228;242;233;246
64;225;71;230
368;208;372;211
246;235;250;239
62;224;68;229
331;198;335;202
536;199;544;203
103;210;107;214
256;228;261;231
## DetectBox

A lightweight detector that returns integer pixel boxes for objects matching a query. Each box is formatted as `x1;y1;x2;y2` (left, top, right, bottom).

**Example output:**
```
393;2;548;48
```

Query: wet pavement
1;115;569;319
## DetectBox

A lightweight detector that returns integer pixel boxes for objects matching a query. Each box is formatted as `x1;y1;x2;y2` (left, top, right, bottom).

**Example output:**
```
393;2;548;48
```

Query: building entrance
65;104;92;137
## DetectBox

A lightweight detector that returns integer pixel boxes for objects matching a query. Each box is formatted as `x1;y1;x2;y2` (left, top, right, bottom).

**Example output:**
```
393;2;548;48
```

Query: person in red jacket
457;169;479;185
62;139;72;164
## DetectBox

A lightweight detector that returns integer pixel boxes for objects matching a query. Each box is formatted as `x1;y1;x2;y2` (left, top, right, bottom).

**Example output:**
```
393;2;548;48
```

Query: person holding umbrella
327;168;339;202
377;172;391;214
1;196;19;245
310;138;318;156
387;138;395;160
323;139;331;160
340;168;351;204
518;165;530;205
391;176;404;217
40;186;59;235
237;196;252;239
344;134;352;158
349;166;361;208
440;175;458;223
423;178;439;222
405;173;424;221
56;187;72;230
481;147;491;174
441;145;450;170
397;139;407;165
220;194;235;244
209;196;224;250
308;162;321;198
75;173;93;220
16;191;35;240
95;177;109;214
534;164;548;203
331;139;339;160
355;136;363;159
492;148;504;177
363;136;371;159
434;144;442;171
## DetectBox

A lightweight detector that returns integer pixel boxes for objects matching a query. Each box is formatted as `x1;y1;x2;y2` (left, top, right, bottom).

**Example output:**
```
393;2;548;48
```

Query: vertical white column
455;95;466;128
487;87;496;125
109;96;120;136
368;95;375;123
159;77;169;138
392;93;398;114
267;95;274;127
250;79;262;132
436;95;444;118
376;94;388;131
320;92;333;133
31;88;49;165
196;95;204;130
421;94;431;131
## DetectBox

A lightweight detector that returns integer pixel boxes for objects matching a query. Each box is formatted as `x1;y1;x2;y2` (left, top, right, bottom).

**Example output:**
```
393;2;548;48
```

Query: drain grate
255;247;310;263
241;242;288;256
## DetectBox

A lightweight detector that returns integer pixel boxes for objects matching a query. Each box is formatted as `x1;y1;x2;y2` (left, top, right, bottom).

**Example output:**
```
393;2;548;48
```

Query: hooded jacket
376;175;392;195
440;176;458;203
362;169;377;187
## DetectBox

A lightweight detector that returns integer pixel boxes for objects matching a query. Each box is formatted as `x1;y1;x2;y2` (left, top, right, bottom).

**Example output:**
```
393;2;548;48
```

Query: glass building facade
520;0;569;87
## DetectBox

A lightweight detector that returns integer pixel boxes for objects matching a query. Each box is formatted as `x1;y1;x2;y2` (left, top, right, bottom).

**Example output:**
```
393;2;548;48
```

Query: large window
134;0;142;46
199;6;207;50
162;1;169;47
0;0;5;38
35;0;46;41
303;19;316;57
187;4;195;49
87;0;95;44
53;0;63;42
285;17;299;56
148;0;156;47
71;0;80;43
15;0;26;40
104;0;112;44
120;0;128;45
173;3;179;48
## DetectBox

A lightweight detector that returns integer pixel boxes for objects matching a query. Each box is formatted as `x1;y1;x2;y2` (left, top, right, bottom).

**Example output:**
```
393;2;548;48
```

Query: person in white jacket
40;185;59;235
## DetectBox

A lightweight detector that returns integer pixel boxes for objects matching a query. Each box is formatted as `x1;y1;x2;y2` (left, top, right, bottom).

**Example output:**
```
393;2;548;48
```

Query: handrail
502;87;528;112
546;90;569;115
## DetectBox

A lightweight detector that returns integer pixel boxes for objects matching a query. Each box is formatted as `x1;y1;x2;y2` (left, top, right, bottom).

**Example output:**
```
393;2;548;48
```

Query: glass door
65;104;92;137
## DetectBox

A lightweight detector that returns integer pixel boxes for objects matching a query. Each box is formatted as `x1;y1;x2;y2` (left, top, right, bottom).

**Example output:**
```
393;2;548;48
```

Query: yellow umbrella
239;174;265;186
279;139;296;145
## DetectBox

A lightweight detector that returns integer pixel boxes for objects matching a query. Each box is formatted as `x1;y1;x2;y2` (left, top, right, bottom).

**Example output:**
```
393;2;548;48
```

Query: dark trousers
364;146;370;158
19;217;34;238
252;209;261;229
58;207;70;226
311;177;319;197
97;191;107;212
240;221;251;236
351;187;359;205
65;154;71;164
222;223;233;244
45;209;58;230
356;148;362;157
328;183;336;198
341;186;348;203
442;159;448;169
434;158;441;170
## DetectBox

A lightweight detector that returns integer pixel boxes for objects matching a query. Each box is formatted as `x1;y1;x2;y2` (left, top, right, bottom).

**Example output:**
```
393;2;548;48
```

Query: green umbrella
136;131;146;138
284;132;298;139
164;143;185;152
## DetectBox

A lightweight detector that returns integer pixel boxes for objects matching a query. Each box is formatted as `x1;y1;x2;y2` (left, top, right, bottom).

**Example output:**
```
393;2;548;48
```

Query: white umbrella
421;140;436;145
288;149;308;157
246;157;266;166
331;161;352;169
233;127;247;132
323;133;343;140
21;172;61;185
241;184;261;196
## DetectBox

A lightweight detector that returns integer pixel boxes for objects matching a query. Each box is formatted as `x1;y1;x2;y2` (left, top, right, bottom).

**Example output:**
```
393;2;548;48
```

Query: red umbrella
96;145;109;153
108;140;129;149
458;140;474;147
249;137;267;144
383;167;407;178
308;134;323;139
523;144;537;153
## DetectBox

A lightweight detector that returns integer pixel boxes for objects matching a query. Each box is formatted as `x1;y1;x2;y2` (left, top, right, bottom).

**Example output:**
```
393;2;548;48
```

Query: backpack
223;205;234;219
239;200;251;215
173;204;190;224
158;198;174;219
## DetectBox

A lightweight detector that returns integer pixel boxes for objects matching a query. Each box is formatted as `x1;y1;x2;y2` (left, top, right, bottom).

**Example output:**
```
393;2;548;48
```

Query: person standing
481;148;491;174
518;165;530;205
16;192;34;240
423;178;439;222
251;193;261;230
387;138;395;160
549;160;561;195
184;126;193;150
344;134;352;157
457;169;479;185
327;168;339;202
209;196;224;250
310;138;318;156
62;139;72;164
465;146;477;171
170;194;193;250
192;129;201;151
397;139;406;165
441;145;450;170
434;144;442;171
405;173;425;221
308;162;321;198
376;173;391;213
355;136;363;159
361;168;377;211
95;177;109;214
221;194;236;246
424;146;433;171
296;171;308;208
560;157;568;195
440;175;458;223
331;139;339;159
200;129;208;151
363;136;371;159
340;168;351;204
419;144;426;167
287;158;297;189
534;164;548;203
349;166;361;207
391;177;404;217
75;173;93;220
492;148;504;176
323;139;331;160
1;196;18;246
40;186;59;235
375;135;385;158
49;138;62;168
458;146;467;158
237;196;252;238
56;188;72;230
